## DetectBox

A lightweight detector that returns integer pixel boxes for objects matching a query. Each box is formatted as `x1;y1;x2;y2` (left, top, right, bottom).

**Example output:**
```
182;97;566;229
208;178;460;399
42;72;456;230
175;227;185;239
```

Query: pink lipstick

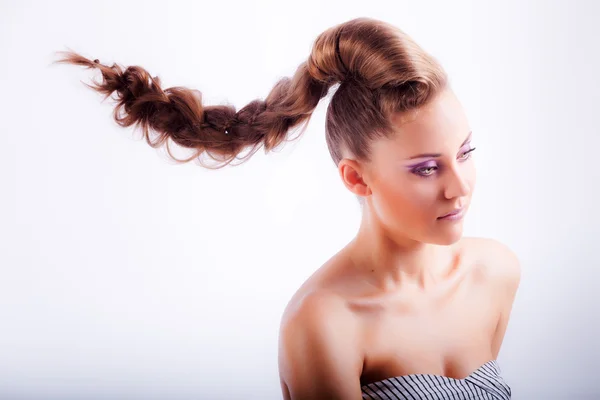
437;207;465;221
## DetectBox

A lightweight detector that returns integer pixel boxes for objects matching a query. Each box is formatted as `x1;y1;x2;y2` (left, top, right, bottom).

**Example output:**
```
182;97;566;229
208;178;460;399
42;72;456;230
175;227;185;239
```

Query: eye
459;147;476;160
415;166;437;177
460;147;477;160
412;147;477;178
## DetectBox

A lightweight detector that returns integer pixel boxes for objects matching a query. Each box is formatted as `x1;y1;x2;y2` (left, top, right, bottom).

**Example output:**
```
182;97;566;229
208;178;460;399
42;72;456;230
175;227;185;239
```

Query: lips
438;207;463;219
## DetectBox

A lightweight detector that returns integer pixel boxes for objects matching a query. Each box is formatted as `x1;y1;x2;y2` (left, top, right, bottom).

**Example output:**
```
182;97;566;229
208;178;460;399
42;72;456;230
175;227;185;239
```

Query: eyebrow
406;131;473;160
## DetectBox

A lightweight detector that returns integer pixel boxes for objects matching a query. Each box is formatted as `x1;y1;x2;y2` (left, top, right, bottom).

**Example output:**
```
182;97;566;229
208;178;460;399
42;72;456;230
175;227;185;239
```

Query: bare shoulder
463;236;522;358
278;289;362;367
280;289;351;332
462;236;522;322
278;290;363;399
463;236;521;288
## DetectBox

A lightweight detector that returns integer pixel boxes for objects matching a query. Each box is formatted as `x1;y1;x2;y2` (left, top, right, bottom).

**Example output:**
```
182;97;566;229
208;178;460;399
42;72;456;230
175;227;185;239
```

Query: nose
443;162;471;200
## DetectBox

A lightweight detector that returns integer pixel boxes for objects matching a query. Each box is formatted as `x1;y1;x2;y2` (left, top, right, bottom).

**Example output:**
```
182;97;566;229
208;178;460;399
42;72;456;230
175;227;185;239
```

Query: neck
348;203;457;293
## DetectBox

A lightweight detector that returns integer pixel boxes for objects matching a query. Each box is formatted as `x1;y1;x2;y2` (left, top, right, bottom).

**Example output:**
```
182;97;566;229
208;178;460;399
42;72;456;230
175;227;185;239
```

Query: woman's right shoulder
281;288;349;327
278;289;364;399
280;250;354;326
278;247;364;360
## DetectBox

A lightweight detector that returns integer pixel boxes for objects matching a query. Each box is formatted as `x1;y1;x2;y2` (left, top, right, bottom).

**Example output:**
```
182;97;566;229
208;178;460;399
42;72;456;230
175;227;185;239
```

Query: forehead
381;89;471;153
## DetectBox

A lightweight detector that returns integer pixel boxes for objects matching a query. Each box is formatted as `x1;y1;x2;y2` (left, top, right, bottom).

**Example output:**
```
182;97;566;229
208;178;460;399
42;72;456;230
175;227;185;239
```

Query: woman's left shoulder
463;236;522;293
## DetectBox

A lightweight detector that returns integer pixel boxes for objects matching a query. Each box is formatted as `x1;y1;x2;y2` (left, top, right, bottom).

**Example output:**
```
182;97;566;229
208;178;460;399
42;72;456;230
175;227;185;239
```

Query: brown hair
53;17;447;173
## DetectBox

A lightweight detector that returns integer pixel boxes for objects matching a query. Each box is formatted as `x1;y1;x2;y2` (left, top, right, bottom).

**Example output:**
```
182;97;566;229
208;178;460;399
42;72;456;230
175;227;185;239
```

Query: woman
54;17;520;400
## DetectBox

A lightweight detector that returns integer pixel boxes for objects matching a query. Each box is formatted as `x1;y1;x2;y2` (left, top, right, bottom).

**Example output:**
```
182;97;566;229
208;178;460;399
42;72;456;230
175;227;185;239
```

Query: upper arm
488;240;522;359
278;293;363;400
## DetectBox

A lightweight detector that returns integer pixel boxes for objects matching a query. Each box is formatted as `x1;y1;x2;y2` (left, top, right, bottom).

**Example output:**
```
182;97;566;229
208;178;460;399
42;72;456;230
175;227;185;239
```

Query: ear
338;158;372;198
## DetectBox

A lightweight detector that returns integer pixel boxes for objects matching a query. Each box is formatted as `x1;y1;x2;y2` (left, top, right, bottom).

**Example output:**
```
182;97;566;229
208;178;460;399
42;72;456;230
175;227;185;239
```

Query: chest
358;271;500;385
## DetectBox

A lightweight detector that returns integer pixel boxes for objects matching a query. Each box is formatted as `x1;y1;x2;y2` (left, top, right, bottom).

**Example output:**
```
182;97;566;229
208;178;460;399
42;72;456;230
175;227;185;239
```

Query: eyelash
413;147;477;178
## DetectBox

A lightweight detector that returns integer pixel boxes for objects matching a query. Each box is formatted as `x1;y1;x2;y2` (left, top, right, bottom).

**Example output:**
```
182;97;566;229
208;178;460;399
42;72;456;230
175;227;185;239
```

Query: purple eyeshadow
406;145;473;168
405;145;475;176
407;160;436;170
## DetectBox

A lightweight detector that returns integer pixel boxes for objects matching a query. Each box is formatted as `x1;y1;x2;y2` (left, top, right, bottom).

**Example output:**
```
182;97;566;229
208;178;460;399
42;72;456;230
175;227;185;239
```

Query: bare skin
278;88;521;400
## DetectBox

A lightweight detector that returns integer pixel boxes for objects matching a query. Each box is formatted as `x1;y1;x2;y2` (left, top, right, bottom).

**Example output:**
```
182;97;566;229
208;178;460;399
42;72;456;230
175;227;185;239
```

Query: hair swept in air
52;17;448;171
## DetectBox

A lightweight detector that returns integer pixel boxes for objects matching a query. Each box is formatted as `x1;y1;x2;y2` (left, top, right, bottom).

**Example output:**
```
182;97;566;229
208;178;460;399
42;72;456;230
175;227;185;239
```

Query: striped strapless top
361;359;511;399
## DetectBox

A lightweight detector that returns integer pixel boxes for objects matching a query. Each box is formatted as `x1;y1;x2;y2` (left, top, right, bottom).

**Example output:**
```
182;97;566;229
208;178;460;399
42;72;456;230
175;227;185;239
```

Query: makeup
437;207;465;221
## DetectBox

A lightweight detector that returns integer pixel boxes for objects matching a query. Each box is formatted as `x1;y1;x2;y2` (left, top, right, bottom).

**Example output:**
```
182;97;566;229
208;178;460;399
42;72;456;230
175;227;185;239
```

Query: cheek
374;179;438;224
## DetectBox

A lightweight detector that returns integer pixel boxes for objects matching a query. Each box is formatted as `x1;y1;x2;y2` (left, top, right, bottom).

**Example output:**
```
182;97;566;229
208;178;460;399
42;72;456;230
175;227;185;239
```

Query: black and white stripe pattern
361;359;511;399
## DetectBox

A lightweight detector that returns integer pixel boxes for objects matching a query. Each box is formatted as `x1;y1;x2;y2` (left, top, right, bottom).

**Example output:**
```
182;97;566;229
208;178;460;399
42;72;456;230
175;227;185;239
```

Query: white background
2;0;599;398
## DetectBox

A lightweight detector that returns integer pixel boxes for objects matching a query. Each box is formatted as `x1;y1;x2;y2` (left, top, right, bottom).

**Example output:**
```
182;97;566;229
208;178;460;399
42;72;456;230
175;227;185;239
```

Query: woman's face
363;89;476;245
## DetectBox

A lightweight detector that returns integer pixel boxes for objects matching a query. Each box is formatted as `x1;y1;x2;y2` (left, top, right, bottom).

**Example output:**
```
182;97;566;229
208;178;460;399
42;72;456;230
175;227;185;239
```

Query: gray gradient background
1;0;598;399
